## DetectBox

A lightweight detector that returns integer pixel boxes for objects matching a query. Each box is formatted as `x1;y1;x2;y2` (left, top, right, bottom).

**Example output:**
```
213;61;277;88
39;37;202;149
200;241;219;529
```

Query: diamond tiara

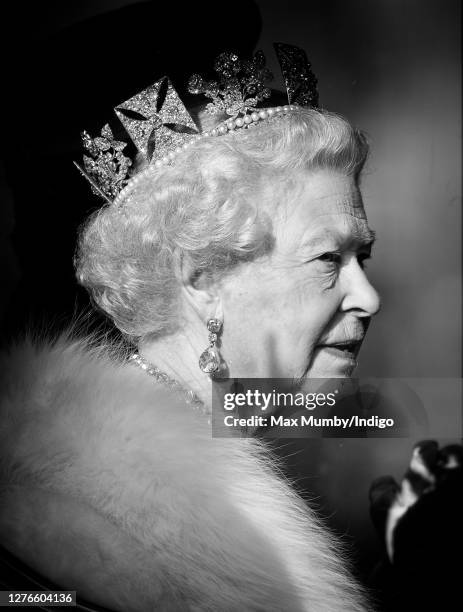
74;43;319;206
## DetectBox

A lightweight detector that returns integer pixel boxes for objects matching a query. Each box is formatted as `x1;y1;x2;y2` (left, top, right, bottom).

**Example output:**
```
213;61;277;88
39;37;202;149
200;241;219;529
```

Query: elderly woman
0;47;379;611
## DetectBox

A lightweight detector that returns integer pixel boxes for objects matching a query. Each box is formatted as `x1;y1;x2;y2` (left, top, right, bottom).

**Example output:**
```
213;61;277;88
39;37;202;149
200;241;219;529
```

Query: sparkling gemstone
199;347;220;373
207;318;222;333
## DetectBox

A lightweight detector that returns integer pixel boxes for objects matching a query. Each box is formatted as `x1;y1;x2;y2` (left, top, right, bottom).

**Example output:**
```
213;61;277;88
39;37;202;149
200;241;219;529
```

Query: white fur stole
0;334;370;611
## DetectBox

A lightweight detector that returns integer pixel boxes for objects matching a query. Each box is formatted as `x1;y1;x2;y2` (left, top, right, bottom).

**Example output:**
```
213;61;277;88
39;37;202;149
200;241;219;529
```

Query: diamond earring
198;318;222;374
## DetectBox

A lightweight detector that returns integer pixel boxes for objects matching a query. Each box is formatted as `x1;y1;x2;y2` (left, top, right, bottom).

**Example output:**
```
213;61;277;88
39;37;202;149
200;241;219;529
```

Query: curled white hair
75;109;369;341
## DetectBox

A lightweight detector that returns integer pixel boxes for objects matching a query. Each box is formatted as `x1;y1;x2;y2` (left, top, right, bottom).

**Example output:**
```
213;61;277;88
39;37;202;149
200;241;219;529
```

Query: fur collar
0;333;369;611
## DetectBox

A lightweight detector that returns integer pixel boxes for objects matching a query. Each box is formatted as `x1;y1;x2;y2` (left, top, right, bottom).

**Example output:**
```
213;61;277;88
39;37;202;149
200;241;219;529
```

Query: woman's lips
307;342;362;376
315;341;361;360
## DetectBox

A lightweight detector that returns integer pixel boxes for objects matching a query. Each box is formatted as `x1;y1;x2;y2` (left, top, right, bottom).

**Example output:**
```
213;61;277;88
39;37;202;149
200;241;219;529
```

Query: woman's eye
317;252;342;265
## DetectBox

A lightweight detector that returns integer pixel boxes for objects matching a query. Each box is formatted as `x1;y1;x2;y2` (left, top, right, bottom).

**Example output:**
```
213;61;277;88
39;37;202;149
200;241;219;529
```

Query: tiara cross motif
115;77;199;161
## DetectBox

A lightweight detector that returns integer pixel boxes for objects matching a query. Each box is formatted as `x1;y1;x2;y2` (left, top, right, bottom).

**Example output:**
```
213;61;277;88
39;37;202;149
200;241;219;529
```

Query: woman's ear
175;251;222;321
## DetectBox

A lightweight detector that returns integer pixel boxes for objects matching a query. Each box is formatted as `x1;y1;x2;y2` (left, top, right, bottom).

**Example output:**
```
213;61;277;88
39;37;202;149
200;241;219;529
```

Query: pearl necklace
128;353;209;417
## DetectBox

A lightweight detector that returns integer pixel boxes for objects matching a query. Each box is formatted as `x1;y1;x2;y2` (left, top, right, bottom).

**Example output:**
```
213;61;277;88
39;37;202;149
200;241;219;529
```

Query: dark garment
370;471;462;610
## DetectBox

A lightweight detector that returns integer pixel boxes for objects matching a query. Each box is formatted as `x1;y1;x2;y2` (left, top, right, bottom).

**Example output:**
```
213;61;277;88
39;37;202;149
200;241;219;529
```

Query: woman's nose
341;259;381;317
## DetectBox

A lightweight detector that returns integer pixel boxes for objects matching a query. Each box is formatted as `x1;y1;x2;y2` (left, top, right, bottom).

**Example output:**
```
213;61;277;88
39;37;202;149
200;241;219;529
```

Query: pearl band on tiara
112;105;300;208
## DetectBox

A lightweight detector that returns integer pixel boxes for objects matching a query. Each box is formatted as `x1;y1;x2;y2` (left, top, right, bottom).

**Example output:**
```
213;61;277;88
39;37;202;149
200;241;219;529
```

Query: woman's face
218;170;380;379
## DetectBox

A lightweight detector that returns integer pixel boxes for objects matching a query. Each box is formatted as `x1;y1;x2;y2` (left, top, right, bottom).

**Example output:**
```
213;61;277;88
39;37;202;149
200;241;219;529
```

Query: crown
74;43;319;206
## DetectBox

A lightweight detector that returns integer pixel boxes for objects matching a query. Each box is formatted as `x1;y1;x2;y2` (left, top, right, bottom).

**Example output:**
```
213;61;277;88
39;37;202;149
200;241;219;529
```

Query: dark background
0;0;461;603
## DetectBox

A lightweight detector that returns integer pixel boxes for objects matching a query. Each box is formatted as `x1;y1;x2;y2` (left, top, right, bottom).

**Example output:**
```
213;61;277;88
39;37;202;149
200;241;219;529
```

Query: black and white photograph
0;1;461;610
